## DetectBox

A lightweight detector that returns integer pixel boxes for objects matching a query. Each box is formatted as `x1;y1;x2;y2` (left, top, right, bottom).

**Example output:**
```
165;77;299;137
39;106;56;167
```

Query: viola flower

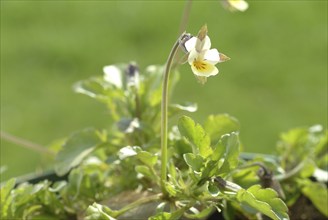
184;25;230;84
222;0;249;12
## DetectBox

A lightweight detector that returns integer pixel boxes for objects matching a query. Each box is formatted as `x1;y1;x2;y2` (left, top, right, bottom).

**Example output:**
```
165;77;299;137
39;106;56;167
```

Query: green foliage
55;128;106;176
236;185;289;220
1;62;326;220
85;203;117;220
204;114;240;145
178;116;212;158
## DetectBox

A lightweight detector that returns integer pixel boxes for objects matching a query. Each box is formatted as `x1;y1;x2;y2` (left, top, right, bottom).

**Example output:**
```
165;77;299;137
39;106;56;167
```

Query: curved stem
0;131;55;156
161;35;184;194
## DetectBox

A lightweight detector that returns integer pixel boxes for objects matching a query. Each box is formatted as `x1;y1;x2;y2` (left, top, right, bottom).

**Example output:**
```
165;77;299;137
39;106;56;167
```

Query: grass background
1;1;327;181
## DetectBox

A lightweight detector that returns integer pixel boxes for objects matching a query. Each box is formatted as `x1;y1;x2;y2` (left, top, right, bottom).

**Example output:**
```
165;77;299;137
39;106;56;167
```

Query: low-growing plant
1;1;327;220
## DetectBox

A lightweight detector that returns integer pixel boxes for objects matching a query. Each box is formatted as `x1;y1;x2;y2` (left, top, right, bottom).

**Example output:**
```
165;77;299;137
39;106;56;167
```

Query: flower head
223;0;249;12
184;25;230;84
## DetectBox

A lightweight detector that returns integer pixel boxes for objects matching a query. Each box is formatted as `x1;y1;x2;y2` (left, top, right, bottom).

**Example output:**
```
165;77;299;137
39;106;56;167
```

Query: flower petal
202;36;212;50
103;65;123;88
191;60;219;77
184;37;198;53
228;0;249;12
187;49;199;65
203;49;220;64
195;36;211;52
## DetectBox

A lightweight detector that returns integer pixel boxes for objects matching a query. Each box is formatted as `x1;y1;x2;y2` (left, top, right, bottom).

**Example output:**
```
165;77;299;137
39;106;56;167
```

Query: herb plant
1;1;327;220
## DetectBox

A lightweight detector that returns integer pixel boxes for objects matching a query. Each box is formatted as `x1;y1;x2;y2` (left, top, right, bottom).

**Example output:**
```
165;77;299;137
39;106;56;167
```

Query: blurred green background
1;1;327;181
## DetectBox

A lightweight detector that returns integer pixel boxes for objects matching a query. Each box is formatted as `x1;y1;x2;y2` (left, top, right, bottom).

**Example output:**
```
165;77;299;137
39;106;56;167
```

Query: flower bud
126;62;140;88
179;33;193;53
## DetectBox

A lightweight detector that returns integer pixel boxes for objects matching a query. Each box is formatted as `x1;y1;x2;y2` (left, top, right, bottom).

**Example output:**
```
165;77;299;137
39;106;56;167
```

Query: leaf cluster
1;63;327;220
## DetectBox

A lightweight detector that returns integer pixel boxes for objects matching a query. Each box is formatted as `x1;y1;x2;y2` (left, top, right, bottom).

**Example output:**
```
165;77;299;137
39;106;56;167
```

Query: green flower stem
114;193;162;217
161;35;184;194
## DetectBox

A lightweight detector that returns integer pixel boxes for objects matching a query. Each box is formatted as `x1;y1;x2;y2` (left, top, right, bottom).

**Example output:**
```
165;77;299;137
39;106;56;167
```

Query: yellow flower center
193;60;208;71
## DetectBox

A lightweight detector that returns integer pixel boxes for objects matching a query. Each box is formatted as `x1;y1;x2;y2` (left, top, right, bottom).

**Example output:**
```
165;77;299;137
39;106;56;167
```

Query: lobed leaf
183;153;204;173
178;116;212;158
55;128;103;176
237;185;289;220
204;114;240;144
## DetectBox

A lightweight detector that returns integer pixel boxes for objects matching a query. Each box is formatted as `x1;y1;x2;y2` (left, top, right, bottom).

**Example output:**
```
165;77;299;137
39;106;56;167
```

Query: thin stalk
114;193;162;217
161;36;183;194
0;131;55;156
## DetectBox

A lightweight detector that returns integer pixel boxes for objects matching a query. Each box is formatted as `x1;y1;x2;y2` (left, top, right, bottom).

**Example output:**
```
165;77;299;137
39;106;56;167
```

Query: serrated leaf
204;114;240;144
217;133;240;177
301;180;328;216
55;128;103;176
183;153;204;173
237;185;289;220
178;116;212;158
137;151;158;167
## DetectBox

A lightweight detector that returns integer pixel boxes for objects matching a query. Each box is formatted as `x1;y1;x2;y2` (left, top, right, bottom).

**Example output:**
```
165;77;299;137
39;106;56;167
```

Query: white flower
103;65;123;88
184;26;229;79
224;0;249;12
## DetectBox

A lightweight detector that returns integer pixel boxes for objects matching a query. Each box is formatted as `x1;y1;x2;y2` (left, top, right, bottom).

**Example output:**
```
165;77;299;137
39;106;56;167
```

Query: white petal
203;49;220;64
202;36;212;50
228;0;249;12
118;146;137;160
184;37;198;52
103;65;123;88
195;36;211;52
187;49;199;65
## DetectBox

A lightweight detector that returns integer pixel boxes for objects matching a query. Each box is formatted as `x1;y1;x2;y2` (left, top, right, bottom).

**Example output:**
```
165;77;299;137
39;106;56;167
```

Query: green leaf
204;114;240;144
301;180;328;216
135;165;153;179
216;133;240;177
23;205;42;219
137;151;158;167
184;206;213;219
0;178;16;218
164;182;179;197
237;185;289;220
178;116;212;158
208;181;220;197
85;203;117;220
55;128;103;176
74;78;108;101
149;208;185;220
183;153;204;173
299;160;315;178
0;178;15;204
169;102;197;117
